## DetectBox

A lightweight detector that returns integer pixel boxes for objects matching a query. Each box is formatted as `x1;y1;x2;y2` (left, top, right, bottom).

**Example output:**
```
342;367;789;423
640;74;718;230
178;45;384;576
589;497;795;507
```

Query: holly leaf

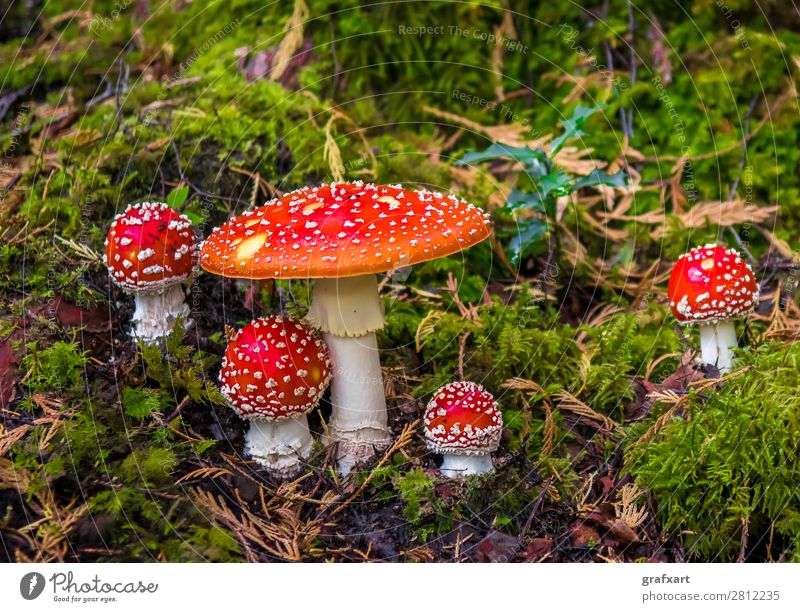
457;143;547;166
535;170;573;200
549;104;605;154
503;187;545;212
573;168;628;190
521;155;550;180
509;218;549;265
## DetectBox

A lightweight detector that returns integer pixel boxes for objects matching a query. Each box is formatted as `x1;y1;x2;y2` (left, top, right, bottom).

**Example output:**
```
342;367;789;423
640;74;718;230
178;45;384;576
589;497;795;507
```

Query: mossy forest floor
2;1;800;562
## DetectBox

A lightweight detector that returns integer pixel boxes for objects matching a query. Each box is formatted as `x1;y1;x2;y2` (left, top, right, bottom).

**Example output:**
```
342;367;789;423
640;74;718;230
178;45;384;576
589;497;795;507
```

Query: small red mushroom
667;244;759;372
423;381;502;477
104;202;197;343
220;316;331;478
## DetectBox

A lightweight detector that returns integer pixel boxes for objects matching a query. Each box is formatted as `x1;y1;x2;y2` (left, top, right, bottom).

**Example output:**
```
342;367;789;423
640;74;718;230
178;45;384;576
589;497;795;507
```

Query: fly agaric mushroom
200;182;491;475
219;316;331;478
423;381;502;477
104;202;197;343
667;244;759;373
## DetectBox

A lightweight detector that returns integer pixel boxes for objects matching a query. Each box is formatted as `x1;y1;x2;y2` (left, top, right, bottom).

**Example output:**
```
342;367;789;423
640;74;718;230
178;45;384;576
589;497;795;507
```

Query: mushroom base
131;283;191;343
439;453;493;478
323;331;390;476
245;414;313;479
699;319;738;374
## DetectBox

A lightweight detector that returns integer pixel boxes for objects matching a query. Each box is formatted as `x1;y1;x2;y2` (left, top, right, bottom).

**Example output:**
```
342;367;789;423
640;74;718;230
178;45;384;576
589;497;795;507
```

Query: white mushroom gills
245;414;314;479
131;283;191;343
306;274;390;475
698;320;738;374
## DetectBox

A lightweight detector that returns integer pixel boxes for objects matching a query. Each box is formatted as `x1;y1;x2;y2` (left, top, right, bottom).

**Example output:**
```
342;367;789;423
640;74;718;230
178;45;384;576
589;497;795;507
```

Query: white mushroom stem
323;332;389;475
698;320;738;373
306;274;390;475
131;283;191;343
245;414;313;479
439;453;493;478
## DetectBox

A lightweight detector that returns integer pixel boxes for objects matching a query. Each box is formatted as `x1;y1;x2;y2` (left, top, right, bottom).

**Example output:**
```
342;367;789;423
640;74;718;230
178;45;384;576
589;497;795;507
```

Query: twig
166;111;246;205
324;420;419;517
517;476;553;546
725;94;759;264
626;0;636;139
85;73;118;109
726;94;759;202
328;18;341;93
0;84;31;122
110;59;130;137
457;332;470;380
165;396;192;423
737;514;749;563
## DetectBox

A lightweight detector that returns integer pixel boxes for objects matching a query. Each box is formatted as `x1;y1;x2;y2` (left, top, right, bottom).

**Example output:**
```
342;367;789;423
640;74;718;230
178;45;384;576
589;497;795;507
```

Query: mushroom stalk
245;414;313;479
439;454;493;478
131;283;190;343
323;332;389;475
699;320;737;373
306;275;390;475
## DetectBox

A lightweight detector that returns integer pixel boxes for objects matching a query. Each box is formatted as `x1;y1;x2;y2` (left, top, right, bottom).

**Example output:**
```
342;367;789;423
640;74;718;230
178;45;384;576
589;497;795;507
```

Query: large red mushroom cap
104;202;197;291
667;244;759;323
423;381;502;455
220;316;331;420
199;181;491;279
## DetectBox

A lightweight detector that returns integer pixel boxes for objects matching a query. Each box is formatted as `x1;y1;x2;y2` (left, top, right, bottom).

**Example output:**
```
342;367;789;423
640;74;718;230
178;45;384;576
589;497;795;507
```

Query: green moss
627;343;800;561
21;340;88;393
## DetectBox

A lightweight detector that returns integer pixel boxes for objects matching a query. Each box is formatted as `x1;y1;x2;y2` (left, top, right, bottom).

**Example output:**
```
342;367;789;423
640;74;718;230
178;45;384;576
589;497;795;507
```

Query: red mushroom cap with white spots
423;381;502;455
199;181;492;279
104;202;197;291
219;316;331;420
667;244;759;323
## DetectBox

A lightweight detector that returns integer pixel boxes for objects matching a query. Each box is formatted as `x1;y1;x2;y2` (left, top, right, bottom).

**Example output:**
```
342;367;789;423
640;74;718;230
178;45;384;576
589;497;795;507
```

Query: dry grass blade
0;457;31;494
0;424;31;457
606;199;777;238
175;466;234;484
323;114;345;182
269;0;309;82
415;310;444;352
541;403;555;456
191;487;323;562
325;420;419;517
631;366;752;450
633;402;682;448
502;377;546;394
54;235;102;263
422;104;550;148
502;378;557;453
615;483;648;529
552;390;623;434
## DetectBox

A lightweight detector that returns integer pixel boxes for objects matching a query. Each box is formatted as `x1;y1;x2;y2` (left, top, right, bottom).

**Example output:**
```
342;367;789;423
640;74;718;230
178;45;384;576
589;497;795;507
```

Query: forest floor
2;1;800;563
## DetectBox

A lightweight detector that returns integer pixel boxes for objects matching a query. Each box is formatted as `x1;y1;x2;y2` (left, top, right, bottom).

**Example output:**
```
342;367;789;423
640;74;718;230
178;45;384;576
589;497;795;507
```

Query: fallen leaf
473;530;519;562
237;39;313;90
607;518;639;543
571;523;601;547
525;537;553;562
28;296;110;333
0;341;18;409
629;351;704;420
